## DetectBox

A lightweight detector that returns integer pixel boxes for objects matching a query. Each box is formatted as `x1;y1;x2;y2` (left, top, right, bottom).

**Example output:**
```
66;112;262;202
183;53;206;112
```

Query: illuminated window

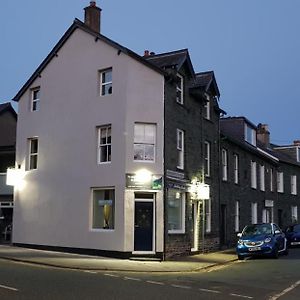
168;189;185;233
100;68;112;96
292;206;298;223
92;189;115;230
134;123;156;162
97;125;111;163
31;87;40;111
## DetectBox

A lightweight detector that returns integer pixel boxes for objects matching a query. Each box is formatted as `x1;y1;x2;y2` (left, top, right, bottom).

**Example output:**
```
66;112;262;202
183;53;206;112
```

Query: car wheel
238;255;244;260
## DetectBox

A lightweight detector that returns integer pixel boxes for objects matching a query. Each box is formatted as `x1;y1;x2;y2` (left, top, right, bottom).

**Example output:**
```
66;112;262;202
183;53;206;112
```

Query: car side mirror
237;233;242;238
274;230;281;235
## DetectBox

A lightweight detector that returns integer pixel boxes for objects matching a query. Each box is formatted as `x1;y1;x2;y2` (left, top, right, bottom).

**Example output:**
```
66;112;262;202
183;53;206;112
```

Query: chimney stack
257;123;270;148
84;1;102;33
294;140;300;146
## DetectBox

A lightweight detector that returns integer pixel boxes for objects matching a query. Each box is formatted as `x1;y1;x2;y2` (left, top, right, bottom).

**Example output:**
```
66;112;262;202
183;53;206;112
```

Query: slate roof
12;19;164;102
0;102;17;119
145;49;194;72
194;71;220;98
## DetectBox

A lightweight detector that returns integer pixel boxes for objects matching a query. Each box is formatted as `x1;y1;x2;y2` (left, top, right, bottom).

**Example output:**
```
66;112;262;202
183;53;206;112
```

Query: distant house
220;118;300;247
0;102;17;243
12;2;222;259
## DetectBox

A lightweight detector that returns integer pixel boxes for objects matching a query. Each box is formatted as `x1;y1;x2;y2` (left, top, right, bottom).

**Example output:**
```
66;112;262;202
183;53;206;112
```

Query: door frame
133;193;156;255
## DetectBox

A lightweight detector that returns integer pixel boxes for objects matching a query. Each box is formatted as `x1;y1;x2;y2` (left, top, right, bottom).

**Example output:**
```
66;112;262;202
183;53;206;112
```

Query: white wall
13;28;164;253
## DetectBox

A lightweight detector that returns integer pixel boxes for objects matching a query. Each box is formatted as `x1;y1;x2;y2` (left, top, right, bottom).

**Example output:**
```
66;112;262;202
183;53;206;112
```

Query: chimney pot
294;140;300;146
90;1;96;6
144;50;150;57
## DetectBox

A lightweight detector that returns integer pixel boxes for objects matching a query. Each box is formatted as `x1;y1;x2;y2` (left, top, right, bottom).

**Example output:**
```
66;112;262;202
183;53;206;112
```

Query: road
0;248;300;300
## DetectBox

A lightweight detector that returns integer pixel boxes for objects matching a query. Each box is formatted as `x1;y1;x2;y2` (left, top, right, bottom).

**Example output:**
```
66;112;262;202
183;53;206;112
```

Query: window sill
168;230;185;235
90;229;115;232
134;160;155;163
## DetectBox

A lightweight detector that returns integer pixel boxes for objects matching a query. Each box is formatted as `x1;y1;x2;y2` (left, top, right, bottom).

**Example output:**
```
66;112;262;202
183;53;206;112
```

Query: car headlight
264;237;272;243
238;240;244;245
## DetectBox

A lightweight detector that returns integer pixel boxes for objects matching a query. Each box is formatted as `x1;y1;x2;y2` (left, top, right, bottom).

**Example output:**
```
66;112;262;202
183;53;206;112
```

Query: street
0;248;300;300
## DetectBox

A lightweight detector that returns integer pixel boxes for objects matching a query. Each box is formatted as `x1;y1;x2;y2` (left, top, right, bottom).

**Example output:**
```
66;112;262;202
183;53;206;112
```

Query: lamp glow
6;168;24;187
134;169;152;184
189;180;210;200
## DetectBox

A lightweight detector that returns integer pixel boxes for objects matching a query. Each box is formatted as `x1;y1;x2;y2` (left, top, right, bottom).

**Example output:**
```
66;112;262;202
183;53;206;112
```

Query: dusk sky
0;0;299;144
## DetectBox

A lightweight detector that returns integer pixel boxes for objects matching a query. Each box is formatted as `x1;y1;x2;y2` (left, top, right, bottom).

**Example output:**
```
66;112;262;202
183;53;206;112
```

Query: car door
273;224;285;250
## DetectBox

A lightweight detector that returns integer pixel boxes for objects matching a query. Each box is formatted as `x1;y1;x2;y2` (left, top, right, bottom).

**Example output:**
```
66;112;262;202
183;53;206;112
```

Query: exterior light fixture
6;167;24;187
189;179;210;200
134;169;152;184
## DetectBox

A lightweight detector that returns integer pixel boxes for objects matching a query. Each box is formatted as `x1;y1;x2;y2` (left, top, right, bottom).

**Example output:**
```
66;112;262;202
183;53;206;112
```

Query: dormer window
31;87;40;111
245;123;256;146
176;74;183;104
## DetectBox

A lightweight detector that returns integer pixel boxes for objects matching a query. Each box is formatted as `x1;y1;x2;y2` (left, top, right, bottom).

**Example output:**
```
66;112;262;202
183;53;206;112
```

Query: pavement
0;244;238;273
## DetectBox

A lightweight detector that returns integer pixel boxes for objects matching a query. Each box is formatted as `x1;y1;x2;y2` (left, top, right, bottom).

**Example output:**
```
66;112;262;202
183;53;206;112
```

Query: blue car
285;224;300;247
236;223;288;260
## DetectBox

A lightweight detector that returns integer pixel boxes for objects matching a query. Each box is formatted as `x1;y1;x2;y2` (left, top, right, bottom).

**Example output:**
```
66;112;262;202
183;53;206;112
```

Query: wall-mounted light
134;169;152;184
189;179;210;200
6;167;24;187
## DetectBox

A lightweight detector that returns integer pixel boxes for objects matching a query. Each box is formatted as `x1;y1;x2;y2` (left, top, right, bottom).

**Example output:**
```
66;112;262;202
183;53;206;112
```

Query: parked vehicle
285;224;300;247
236;223;288;260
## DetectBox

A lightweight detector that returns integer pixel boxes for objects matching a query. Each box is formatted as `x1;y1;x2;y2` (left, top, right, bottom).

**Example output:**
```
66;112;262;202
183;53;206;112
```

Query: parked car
285;224;300;247
236;223;288;260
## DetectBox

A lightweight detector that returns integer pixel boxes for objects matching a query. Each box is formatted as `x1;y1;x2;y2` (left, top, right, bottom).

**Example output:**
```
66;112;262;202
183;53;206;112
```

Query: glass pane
168;191;182;230
93;189;114;229
134;124;144;143
144;124;155;143
102;70;112;83
100;145;108;162
33;89;40;100
144;145;154;161
30;155;38;169
100;128;107;144
134;144;144;160
30;139;38;154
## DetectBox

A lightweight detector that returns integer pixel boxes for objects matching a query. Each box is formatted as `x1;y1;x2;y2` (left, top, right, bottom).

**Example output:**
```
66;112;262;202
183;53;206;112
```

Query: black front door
134;201;153;251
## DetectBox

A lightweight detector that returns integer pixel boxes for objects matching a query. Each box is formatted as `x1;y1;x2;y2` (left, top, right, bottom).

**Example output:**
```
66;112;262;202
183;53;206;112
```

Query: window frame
260;164;265;191
251;202;258;224
235;201;240;232
176;74;184;104
203;95;210;120
251;161;257;189
221;149;228;181
28;138;38;170
97;125;111;164
233;154;239;184
99;68;113;96
177;129;184;169
270;168;274;192
31;87;40;112
167;190;186;234
291;206;298;223
291;175;297;195
204;141;210;177
133;123;156;162
277;171;284;193
91;188;115;231
244;123;256;146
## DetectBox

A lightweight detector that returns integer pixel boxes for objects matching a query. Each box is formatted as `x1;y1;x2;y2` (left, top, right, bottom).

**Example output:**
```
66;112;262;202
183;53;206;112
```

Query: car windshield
292;224;300;232
242;224;272;236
